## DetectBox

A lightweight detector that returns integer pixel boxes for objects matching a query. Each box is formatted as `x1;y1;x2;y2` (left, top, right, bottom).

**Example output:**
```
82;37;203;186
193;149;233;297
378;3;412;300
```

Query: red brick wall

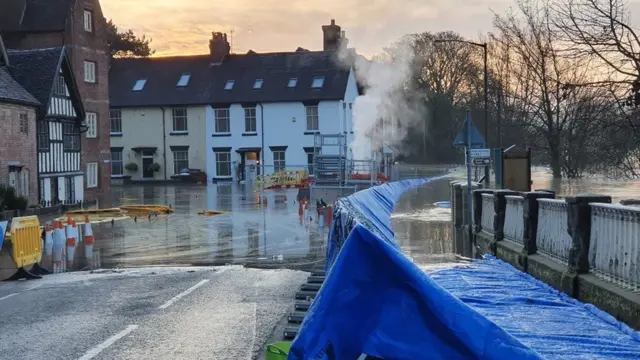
1;32;65;50
0;103;39;205
67;0;111;204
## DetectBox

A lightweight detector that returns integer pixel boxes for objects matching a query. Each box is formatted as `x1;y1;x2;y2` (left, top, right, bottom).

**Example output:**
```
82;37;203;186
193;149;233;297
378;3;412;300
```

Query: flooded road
86;167;640;270
92;184;326;269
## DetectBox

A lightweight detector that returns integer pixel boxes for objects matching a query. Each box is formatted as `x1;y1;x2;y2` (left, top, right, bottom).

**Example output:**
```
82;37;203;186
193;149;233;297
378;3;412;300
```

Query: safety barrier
4;216;50;280
255;170;310;189
291;178;640;359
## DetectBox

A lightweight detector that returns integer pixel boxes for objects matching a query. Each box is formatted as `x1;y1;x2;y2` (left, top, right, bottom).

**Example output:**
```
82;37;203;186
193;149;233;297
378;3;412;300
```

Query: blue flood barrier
290;178;640;359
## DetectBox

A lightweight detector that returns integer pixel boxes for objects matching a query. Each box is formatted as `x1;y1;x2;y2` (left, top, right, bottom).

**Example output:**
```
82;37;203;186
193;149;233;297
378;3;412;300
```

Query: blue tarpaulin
289;178;640;360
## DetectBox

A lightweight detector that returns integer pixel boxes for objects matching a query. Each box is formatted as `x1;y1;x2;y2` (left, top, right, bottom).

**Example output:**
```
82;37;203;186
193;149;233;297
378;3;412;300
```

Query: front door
142;157;154;179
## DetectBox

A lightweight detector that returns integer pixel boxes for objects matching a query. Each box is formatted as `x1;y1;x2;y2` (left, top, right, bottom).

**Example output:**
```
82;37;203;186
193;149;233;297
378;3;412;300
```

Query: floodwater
92;184;326;270
87;167;640;270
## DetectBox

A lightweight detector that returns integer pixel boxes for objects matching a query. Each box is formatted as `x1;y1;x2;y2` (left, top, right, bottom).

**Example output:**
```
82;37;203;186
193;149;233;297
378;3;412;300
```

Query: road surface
0;266;306;360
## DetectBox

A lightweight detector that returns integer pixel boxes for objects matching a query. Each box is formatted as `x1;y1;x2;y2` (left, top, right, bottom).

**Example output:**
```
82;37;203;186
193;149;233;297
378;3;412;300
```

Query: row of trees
388;0;640;178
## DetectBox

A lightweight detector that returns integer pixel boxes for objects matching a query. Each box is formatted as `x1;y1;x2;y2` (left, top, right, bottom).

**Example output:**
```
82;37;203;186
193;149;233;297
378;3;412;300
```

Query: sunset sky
101;0;514;57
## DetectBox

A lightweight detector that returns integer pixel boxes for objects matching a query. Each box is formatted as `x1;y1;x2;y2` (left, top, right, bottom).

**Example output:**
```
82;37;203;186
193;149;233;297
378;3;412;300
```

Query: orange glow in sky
101;0;509;57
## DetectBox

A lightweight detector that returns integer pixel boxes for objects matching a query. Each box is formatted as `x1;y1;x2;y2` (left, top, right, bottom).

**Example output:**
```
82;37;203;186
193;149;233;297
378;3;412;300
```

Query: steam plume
337;39;425;162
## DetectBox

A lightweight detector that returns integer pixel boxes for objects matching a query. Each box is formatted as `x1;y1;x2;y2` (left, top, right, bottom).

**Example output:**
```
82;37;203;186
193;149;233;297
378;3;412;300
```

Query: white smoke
337;40;425;162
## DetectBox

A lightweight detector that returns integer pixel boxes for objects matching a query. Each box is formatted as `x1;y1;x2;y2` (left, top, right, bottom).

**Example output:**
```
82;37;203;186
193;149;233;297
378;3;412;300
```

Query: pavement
0;266;307;360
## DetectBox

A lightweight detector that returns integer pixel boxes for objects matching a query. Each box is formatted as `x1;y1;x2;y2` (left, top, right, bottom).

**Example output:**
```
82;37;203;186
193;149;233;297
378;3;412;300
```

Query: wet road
94;184;326;270
0;266;307;360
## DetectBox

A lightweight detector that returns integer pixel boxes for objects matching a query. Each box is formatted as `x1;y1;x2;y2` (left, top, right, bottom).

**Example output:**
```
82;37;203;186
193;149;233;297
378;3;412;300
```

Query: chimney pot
331;19;335;25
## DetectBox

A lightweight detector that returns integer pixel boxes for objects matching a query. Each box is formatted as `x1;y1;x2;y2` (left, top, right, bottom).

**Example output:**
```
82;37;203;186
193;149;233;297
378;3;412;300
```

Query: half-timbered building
6;46;86;206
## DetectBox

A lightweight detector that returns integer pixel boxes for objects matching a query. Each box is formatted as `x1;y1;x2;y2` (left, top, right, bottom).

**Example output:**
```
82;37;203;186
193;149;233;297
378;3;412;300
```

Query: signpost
453;111;487;250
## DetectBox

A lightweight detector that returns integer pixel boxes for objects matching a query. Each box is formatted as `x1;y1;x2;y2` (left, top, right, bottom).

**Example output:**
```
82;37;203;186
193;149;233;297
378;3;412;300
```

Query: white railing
504;195;524;244
536;199;572;261
589;203;640;291
481;193;494;233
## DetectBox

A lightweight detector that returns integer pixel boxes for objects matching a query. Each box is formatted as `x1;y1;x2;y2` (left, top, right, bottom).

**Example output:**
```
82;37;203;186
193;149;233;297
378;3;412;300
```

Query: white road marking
0;293;18;301
27;284;43;291
158;279;210;309
77;325;138;360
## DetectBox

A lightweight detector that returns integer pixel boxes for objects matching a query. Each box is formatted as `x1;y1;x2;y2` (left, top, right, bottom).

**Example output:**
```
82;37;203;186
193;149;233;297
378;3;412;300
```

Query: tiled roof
109;50;351;108
0;67;40;107
6;47;63;108
109;55;215;108
0;0;72;33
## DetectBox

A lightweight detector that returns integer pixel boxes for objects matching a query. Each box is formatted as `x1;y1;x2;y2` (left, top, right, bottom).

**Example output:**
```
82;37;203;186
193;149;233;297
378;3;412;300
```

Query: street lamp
434;38;489;183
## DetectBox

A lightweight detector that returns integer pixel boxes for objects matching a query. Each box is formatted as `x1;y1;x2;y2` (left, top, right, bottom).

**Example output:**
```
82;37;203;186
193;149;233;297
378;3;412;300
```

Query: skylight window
311;76;325;89
224;80;235;90
177;73;191;87
253;79;264;89
132;79;147;91
287;78;298;88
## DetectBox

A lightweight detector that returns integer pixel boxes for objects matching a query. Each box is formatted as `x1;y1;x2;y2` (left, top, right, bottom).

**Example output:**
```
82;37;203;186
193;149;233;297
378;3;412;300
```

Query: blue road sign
453;116;486;148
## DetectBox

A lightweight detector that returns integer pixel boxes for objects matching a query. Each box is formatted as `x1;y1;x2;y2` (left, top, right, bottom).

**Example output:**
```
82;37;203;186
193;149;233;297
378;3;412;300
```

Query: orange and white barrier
65;218;77;269
52;220;65;273
83;216;95;269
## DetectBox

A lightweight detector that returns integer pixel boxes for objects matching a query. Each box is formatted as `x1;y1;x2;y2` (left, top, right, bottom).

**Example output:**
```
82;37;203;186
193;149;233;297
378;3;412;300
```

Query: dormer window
253;79;264;89
132;79;147;91
311;76;325;89
287;78;297;88
224;80;235;90
177;73;190;87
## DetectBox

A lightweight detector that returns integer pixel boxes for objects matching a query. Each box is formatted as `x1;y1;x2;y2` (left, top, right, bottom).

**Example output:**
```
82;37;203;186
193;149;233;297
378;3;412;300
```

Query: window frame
172;150;189;174
305;105;319;131
244;107;257;133
253;79;264;89
287;78;297;88
214;108;230;133
110;109;122;134
273;150;286;172
111;149;123;176
83;61;96;83
171;107;188;133
311;76;325;88
132;79;146;91
63;122;80;151
215;151;232;177
86;112;97;138
87;162;98;188
177;73;190;87
224;80;235;90
19;112;28;134
37;121;49;151
83;10;93;32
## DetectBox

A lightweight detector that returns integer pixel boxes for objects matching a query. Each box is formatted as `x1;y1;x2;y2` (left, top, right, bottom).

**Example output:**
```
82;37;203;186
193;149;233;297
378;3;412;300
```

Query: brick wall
68;0;111;203
1;32;65;50
0;103;39;205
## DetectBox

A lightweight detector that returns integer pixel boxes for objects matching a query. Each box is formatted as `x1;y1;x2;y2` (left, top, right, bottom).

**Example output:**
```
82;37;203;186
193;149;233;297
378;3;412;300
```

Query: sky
101;0;513;57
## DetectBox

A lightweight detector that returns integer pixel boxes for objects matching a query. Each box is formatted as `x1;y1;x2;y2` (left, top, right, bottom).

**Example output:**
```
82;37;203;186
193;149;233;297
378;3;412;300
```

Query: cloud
101;0;512;56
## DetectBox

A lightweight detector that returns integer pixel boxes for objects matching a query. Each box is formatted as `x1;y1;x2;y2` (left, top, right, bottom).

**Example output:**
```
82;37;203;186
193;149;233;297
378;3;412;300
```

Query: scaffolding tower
313;133;348;186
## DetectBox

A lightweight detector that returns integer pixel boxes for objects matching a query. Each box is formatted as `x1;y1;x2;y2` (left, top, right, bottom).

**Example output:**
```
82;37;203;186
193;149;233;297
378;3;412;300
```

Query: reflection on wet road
93;184;326;269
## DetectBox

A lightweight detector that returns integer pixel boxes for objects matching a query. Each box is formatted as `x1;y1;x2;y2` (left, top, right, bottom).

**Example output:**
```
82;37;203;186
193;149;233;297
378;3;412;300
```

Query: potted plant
148;163;161;173
125;162;139;173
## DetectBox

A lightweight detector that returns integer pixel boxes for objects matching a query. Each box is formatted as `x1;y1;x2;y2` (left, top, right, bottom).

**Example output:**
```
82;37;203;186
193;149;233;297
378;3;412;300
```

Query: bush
0;184;28;211
149;163;161;172
125;162;139;172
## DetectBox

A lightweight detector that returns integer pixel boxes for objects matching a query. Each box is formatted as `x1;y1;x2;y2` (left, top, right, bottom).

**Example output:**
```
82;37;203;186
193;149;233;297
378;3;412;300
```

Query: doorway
142;150;154;179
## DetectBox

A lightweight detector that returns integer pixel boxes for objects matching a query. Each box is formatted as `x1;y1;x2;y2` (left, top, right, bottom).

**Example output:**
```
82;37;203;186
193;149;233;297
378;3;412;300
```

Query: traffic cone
83;216;95;269
66;218;77;270
43;223;54;269
52;221;65;273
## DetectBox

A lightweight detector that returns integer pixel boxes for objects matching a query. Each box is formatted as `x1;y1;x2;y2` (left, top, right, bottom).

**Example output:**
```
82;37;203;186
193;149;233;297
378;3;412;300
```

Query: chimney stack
322;19;347;51
209;32;230;64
